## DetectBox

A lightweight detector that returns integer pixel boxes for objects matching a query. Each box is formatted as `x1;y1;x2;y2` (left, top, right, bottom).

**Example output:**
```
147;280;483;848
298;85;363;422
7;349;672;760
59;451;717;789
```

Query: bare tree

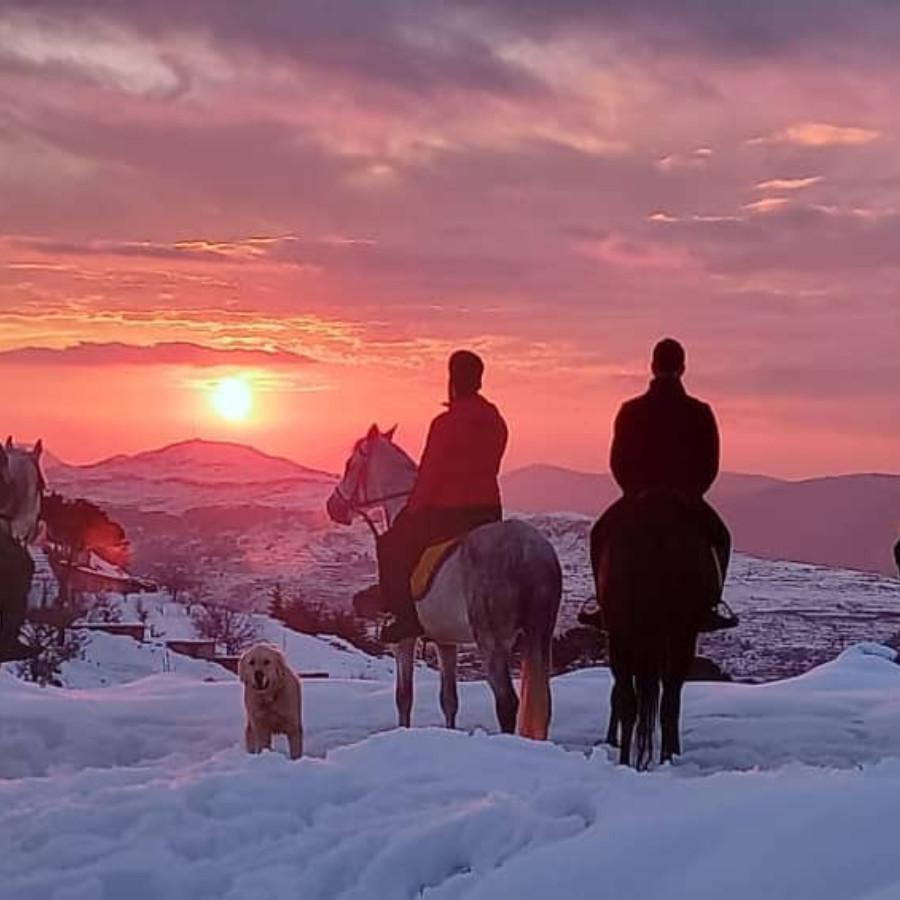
152;559;200;606
15;623;88;687
190;604;259;655
84;593;123;623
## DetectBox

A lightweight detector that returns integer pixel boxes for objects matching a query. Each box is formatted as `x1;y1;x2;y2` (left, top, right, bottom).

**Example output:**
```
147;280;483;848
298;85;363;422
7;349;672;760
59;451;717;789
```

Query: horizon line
41;436;900;483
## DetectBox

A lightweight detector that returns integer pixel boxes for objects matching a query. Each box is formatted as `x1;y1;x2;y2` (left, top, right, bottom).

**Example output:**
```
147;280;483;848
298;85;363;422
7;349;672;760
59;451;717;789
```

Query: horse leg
436;643;459;729
394;638;416;728
661;630;696;763
660;680;683;763
484;648;518;734
617;677;637;766
605;681;621;747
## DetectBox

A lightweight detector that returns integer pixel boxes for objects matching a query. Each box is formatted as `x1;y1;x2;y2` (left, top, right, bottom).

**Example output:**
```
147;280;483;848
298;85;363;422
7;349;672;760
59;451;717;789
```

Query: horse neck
4;454;40;542
371;443;416;528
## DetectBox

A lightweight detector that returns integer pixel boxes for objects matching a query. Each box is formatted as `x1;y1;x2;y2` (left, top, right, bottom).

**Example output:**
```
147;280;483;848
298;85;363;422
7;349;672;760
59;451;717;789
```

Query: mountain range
42;440;900;575
501;464;900;576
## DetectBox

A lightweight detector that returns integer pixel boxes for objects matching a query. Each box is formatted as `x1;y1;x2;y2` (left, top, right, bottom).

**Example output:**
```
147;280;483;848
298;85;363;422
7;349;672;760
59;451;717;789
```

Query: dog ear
237;649;251;684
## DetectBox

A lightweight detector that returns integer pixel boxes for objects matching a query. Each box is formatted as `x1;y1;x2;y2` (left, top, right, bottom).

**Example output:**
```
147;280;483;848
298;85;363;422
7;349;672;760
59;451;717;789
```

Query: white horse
0;437;45;658
327;425;562;739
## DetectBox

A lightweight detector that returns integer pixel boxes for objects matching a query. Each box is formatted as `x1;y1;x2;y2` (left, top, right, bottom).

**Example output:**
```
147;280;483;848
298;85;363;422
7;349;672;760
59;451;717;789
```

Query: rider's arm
407;415;448;512
694;403;720;496
610;404;639;494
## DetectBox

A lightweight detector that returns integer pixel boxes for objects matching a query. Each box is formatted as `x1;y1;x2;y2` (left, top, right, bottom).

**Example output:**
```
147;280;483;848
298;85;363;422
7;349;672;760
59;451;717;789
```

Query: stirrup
699;601;739;633
576;597;605;631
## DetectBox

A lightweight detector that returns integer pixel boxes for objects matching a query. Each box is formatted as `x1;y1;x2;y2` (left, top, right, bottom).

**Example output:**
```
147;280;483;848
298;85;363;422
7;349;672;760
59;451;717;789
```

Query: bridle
0;453;45;544
334;442;411;538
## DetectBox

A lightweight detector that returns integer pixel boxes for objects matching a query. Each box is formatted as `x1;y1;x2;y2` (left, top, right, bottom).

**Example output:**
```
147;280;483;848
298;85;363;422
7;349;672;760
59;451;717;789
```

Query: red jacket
407;394;508;512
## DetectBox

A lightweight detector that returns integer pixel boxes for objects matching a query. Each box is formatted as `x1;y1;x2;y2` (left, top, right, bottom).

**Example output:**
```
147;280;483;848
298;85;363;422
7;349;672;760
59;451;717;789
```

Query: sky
1;0;899;477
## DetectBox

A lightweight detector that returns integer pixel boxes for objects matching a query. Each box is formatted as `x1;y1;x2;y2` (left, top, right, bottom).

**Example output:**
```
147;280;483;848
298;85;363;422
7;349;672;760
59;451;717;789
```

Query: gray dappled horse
596;492;719;769
0;437;45;655
327;426;562;740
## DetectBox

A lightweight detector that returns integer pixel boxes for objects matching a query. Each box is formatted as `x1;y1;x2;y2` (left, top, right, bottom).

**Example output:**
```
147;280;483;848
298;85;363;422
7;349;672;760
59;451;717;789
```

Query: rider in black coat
588;338;734;631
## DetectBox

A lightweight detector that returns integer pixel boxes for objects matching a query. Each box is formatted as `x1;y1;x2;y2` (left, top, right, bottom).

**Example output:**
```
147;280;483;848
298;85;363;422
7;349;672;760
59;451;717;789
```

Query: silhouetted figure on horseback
585;338;735;633
356;350;508;644
586;339;735;768
0;438;43;663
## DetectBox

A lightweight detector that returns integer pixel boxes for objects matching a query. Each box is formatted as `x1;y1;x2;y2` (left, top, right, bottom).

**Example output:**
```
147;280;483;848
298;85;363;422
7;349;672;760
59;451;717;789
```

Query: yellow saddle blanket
410;539;459;601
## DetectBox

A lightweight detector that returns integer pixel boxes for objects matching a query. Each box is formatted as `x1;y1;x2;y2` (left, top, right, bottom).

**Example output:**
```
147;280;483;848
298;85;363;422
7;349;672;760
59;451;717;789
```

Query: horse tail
634;674;660;771
516;553;561;741
517;630;552;740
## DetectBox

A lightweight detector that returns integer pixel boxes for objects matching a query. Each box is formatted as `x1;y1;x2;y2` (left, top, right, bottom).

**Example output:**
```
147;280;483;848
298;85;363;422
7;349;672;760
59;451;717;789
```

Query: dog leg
289;728;304;760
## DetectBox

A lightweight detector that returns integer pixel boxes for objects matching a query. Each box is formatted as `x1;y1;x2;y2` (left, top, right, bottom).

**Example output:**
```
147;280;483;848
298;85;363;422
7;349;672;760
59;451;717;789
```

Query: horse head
326;424;414;527
1;439;46;543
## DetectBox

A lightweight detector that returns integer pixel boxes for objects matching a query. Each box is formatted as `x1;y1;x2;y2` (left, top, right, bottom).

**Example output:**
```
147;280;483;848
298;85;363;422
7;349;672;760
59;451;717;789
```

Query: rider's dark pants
590;497;731;598
0;530;34;644
377;505;501;617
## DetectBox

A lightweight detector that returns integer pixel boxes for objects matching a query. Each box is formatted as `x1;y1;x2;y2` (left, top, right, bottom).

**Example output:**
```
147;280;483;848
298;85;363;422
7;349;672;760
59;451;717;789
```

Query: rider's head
449;350;484;400
651;338;686;379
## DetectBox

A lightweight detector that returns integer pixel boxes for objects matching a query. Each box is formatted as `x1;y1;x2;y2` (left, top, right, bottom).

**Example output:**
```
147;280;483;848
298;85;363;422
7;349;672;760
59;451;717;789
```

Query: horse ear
366;423;380;441
32;439;43;460
384;425;397;442
5;436;12;451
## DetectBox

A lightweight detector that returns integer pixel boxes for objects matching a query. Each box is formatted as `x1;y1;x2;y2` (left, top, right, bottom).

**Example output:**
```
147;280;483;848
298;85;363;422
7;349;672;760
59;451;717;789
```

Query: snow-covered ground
4;643;900;898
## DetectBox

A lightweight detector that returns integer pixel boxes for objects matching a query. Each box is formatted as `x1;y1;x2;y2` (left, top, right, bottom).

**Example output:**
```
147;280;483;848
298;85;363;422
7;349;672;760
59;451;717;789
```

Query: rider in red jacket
366;350;508;643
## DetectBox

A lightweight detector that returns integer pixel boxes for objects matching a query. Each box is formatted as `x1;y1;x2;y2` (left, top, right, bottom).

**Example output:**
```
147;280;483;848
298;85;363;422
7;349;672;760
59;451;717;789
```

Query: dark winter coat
408;394;508;512
610;376;720;499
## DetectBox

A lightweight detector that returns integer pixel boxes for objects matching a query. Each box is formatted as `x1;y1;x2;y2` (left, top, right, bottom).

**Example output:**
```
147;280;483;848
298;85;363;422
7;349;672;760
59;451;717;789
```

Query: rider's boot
698;601;739;633
380;609;424;644
352;584;383;618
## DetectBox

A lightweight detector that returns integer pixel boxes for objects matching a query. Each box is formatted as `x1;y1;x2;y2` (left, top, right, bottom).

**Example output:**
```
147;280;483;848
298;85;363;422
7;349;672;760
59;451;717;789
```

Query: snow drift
4;645;900;898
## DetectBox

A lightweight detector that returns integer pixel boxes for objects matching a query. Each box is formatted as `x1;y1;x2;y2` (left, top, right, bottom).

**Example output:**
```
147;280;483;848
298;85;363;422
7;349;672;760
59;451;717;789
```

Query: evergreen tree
269;582;286;621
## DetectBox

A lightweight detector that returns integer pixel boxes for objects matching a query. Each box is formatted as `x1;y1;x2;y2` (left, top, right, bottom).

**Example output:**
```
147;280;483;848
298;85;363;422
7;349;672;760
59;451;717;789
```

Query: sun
212;377;252;422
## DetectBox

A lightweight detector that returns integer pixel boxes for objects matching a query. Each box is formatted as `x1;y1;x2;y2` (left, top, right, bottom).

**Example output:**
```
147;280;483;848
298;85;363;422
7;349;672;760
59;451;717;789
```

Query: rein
336;446;412;539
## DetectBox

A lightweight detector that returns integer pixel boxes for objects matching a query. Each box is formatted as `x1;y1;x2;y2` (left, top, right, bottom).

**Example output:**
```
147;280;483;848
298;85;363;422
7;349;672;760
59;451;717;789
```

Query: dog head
238;643;288;692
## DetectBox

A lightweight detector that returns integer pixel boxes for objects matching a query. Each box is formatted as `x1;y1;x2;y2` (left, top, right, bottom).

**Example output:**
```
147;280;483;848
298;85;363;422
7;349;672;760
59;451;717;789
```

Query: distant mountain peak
45;438;336;484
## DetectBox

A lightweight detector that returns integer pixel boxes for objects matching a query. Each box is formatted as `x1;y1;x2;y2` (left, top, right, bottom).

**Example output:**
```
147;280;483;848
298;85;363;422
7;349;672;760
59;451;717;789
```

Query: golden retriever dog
238;643;303;759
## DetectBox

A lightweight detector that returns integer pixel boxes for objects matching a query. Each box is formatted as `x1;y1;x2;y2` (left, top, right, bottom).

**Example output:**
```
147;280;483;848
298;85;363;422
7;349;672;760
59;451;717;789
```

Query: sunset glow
211;378;252;423
1;2;898;475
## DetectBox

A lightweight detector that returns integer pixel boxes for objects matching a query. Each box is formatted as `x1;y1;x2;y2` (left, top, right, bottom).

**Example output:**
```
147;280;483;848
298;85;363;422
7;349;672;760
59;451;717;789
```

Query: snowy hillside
37;440;900;683
29;591;397;690
4;644;900;898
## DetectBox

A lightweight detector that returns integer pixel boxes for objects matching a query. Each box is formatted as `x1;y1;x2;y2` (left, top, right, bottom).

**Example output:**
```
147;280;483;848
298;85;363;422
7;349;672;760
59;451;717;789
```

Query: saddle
410;539;459;601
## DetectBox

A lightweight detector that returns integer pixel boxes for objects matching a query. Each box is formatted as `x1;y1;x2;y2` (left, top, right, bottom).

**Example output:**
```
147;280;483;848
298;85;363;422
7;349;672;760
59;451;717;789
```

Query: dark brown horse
593;492;719;769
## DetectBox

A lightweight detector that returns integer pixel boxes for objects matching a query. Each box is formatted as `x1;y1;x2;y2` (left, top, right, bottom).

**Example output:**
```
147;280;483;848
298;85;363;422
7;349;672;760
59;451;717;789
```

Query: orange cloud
743;197;791;214
755;176;823;191
751;123;880;147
